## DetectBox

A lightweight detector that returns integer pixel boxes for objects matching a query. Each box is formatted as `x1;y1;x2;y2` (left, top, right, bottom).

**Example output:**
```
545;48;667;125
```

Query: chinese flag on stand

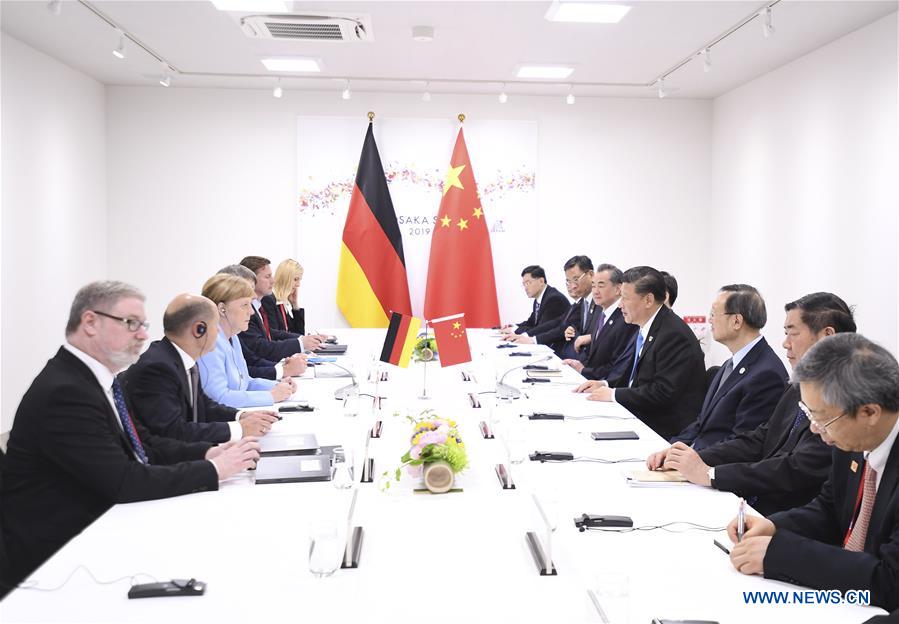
430;314;472;368
423;125;500;328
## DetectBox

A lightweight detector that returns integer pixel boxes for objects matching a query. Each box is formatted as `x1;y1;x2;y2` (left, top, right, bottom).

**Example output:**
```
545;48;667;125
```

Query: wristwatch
707;466;715;486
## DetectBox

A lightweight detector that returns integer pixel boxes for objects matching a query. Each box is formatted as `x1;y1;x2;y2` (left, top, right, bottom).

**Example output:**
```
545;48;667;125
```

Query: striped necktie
844;463;877;552
111;377;148;464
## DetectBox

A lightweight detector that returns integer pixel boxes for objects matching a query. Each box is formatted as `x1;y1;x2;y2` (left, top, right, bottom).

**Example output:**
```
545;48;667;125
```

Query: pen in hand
737;498;745;542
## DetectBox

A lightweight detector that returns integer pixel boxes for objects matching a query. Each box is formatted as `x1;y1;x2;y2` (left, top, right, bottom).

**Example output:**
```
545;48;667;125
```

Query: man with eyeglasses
499;265;568;337
727;333;899;612
0;281;261;589
663;284;788;450
646;292;855;515
506;255;596;358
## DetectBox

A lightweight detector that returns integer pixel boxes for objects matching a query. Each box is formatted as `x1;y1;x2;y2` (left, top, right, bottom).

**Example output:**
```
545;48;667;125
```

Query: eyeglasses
708;310;738;320
565;273;587;286
92;310;150;333
798;400;847;433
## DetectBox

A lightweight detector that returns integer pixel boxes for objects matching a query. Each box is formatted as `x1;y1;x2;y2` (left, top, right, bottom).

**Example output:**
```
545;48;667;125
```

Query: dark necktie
189;365;200;423
713;359;734;397
582;301;591;332
533;298;541;321
788;405;805;434
593;309;607;341
111;378;148;464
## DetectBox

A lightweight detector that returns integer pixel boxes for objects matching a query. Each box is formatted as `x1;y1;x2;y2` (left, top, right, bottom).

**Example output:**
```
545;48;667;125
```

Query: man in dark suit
562;263;638;381
217;264;307;379
0;281;260;588
507;255;595;358
576;266;705;439
499;265;568;336
668;284;788;450
647;291;856;515
728;333;899;612
124;294;280;444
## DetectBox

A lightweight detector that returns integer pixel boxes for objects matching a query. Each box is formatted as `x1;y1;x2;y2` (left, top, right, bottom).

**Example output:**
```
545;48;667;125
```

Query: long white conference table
1;329;886;623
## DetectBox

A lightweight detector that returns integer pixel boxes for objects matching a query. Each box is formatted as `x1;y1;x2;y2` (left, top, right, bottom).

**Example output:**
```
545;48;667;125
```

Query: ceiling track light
112;32;126;60
341;80;352;100
762;6;775;38
701;48;711;73
273;78;283;98
422;82;431;102
159;64;171;87
499;83;508;104
566;85;575;105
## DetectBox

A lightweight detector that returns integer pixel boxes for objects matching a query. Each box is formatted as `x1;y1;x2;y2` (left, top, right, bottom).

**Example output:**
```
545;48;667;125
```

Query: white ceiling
1;0;896;99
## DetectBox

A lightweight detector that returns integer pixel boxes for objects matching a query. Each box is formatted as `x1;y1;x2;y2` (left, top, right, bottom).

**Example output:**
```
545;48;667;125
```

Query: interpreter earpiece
194;321;207;338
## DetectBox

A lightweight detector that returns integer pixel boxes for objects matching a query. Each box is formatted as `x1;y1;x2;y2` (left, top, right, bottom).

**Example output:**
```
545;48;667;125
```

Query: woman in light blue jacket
197;274;294;408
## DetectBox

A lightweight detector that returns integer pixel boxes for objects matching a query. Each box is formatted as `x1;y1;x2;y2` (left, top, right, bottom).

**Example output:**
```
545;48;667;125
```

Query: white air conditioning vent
241;14;372;42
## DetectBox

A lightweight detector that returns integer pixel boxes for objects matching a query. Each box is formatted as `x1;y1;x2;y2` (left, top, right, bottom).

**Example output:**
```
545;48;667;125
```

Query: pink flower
406;464;423;478
410;445;422;460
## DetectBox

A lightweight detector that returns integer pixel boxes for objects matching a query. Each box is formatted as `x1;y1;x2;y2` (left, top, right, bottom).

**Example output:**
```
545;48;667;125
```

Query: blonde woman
262;259;306;335
197;274;295;408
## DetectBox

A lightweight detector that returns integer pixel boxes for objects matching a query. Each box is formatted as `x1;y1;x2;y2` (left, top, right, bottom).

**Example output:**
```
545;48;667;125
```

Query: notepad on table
625;469;689;487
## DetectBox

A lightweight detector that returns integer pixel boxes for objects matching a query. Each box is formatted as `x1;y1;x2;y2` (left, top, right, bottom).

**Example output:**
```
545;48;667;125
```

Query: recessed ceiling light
210;0;288;12
545;2;631;24
261;58;321;73
412;25;434;42
515;65;574;80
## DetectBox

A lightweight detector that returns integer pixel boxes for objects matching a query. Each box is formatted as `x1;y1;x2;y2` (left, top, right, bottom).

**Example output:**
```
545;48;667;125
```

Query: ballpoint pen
737;498;745;542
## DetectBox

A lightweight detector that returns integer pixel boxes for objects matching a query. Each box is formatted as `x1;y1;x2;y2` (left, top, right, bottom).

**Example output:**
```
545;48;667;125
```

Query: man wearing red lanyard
727;333;899;611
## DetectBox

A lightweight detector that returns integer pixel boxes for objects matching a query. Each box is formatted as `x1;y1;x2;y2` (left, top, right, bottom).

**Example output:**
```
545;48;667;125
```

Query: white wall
710;12;898;364
106;88;712;339
1;33;107;433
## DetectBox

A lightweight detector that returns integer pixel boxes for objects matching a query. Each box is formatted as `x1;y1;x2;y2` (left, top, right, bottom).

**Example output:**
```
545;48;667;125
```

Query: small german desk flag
337;120;412;327
431;313;472;367
380;312;422;368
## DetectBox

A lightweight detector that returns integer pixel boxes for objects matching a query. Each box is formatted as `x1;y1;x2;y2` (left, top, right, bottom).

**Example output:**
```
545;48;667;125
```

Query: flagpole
419;320;430;400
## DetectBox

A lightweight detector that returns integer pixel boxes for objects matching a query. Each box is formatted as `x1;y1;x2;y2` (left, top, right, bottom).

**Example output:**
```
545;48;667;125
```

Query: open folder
625;469;690;487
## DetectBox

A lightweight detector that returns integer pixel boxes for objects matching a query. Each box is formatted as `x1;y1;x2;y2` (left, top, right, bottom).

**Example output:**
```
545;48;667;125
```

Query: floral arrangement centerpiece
412;335;438;362
383;411;468;493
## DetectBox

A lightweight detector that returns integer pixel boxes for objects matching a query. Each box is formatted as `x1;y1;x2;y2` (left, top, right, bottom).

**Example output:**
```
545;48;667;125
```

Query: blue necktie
111;378;148;464
788;405;805;435
628;332;645;387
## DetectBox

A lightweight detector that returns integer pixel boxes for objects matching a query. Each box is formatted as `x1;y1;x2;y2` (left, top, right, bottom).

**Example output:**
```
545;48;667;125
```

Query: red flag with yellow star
423;127;500;328
430;313;472;367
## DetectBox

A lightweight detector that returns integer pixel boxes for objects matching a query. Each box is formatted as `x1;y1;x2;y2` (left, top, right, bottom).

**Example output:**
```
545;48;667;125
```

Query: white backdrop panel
296;116;538;327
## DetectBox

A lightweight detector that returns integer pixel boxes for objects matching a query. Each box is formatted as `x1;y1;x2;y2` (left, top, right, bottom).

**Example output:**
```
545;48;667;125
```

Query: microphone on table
496;355;552;400
324;361;359;400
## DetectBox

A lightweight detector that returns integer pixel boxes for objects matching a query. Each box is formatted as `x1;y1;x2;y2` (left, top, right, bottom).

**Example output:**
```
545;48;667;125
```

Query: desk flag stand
418;321;433;400
341;489;365;569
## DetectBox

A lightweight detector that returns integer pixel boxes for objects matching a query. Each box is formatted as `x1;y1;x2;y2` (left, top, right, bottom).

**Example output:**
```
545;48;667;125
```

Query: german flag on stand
337;119;412;327
379;312;422;368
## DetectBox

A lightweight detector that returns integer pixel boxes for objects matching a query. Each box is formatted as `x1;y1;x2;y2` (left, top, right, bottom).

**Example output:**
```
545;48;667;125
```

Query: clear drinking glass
330;447;354;489
308;521;342;578
591;573;630;623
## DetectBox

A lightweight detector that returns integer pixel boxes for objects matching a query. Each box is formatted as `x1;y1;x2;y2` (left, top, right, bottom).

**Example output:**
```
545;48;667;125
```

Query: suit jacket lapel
704;341;765;416
636;306;667;369
161;338;193;404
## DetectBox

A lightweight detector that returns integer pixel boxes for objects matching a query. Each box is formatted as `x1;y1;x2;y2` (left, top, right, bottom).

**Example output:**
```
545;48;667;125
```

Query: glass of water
308;520;342;578
330;447;354;489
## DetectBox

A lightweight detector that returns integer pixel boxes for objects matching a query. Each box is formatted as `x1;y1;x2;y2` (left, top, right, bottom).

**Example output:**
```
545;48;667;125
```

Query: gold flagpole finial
367;111;375;122
458;113;465;123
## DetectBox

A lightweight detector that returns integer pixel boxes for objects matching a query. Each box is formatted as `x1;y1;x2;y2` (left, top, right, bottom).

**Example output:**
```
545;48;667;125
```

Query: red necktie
844;463;877;552
279;304;289;331
259;308;272;340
